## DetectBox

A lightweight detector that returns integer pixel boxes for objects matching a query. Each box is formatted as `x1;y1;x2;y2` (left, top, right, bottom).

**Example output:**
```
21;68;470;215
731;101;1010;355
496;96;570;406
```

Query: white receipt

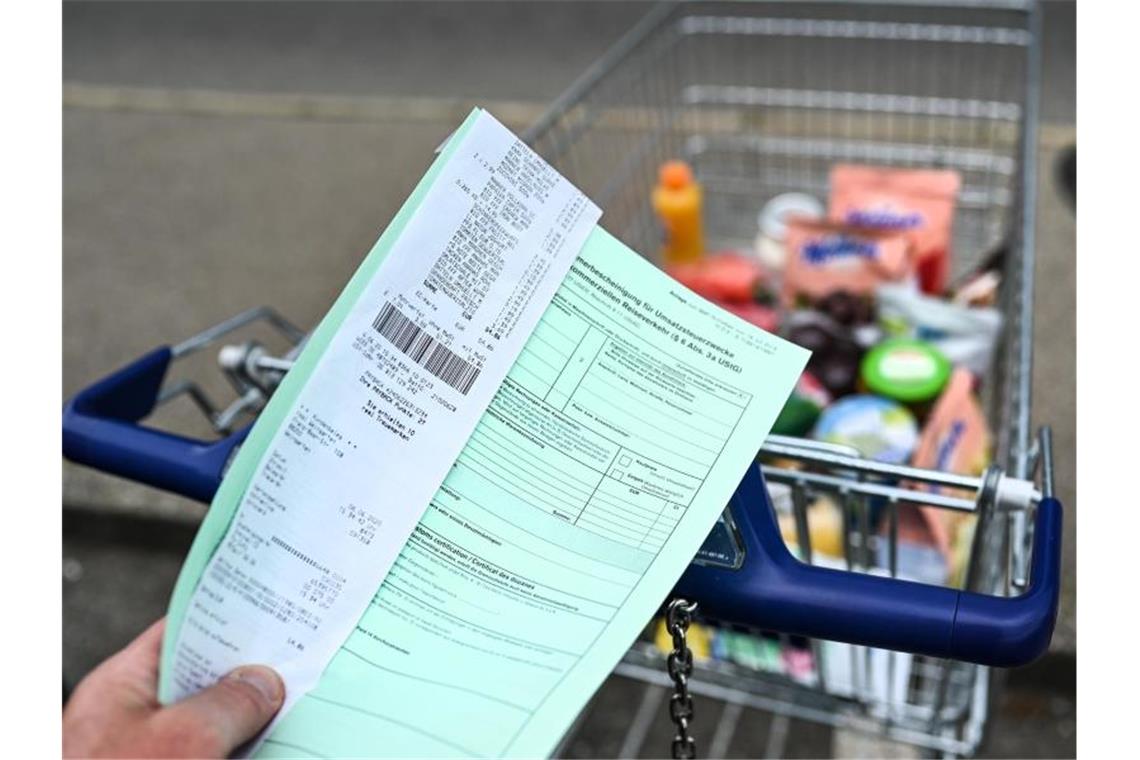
165;112;601;730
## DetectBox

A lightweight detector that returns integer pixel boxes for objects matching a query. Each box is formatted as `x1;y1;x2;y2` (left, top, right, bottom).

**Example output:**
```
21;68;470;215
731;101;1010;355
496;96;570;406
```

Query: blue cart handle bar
63;347;250;504
673;465;1060;667
62;346;1061;667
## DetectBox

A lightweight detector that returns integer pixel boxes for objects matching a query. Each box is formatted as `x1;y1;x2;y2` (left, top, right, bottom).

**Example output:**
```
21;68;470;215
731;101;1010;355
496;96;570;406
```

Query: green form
160;109;808;758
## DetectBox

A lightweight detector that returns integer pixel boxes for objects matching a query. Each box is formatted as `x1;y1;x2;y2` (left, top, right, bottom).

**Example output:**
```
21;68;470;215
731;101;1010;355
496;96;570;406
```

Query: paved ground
63;2;1075;757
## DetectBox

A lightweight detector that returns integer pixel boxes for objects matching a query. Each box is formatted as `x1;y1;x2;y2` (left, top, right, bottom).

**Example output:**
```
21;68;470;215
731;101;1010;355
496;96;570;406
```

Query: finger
96;618;165;674
63;620;173;757
114;618;167;695
152;666;285;756
66;618;169;715
128;618;166;658
128;618;166;648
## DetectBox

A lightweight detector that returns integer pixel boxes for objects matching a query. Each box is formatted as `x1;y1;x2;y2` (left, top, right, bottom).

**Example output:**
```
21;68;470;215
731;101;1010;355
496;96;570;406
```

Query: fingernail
229;665;285;707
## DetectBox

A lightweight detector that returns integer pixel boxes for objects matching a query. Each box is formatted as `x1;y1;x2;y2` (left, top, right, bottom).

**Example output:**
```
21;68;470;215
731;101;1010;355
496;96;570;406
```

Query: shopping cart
526;3;1054;753
63;1;1060;757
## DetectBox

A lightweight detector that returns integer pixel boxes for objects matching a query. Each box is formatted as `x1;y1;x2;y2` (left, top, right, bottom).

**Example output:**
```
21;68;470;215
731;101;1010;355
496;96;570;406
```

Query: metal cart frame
519;1;1047;756
524;0;1041;484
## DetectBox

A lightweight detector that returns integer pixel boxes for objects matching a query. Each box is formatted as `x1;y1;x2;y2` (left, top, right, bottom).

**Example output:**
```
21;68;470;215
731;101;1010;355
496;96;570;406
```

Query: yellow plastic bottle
652;160;704;265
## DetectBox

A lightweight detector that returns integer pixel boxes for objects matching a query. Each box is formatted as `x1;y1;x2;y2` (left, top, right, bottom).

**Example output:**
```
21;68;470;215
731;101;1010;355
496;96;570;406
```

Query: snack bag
829;165;961;295
912;368;991;478
782;218;912;309
899;368;992;584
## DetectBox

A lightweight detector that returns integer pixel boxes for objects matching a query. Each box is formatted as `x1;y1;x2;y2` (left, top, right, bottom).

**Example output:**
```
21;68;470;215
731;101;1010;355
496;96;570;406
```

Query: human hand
63;619;285;758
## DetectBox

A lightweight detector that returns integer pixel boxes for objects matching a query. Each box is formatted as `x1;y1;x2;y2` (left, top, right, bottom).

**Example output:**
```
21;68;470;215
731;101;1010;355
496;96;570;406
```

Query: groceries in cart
877;283;1004;376
829;165;961;295
781;217;912;309
652;159;705;265
652;618;818;686
647;609;917;717
653;158;1001;592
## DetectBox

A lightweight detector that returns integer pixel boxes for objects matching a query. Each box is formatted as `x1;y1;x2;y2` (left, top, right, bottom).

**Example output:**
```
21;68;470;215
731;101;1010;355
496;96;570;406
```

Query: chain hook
665;598;698;759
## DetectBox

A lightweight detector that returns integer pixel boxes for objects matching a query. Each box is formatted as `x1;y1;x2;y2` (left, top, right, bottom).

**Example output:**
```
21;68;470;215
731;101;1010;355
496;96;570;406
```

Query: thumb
155;666;285;757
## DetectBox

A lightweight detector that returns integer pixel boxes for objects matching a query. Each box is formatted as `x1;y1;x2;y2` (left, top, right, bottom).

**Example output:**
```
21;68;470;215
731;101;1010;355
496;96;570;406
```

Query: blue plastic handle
674;463;1062;667
64;351;1060;667
62;347;249;503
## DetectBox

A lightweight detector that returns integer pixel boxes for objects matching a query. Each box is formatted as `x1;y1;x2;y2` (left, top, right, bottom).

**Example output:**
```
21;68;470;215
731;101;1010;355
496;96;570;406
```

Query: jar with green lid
859;338;951;418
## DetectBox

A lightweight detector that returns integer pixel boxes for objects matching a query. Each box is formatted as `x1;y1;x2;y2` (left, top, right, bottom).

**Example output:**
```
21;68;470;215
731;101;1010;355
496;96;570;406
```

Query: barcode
371;302;481;395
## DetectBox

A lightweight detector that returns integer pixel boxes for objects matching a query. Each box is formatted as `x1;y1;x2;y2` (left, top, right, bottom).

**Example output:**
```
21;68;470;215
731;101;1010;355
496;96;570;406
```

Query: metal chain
666;598;698;759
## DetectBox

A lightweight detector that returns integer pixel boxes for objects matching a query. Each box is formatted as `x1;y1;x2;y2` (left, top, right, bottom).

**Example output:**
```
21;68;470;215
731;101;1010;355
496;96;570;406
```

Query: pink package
898;369;992;564
829;165;961;295
912;368;991;478
781;217;912;309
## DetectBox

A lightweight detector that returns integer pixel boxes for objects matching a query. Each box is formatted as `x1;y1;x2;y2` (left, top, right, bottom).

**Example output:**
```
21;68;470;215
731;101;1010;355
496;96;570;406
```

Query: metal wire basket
523;1;1045;756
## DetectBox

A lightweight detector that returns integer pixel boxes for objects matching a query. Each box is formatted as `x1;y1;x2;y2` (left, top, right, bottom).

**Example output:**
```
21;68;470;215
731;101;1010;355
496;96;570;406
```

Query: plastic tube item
754;192;824;272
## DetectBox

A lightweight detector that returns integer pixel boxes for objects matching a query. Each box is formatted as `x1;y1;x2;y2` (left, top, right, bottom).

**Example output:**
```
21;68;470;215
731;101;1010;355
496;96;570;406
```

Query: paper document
161;108;808;758
161;109;599;724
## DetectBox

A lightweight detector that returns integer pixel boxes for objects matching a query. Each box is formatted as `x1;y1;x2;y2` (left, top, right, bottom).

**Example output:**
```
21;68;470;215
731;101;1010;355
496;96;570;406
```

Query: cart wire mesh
524;2;1042;756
